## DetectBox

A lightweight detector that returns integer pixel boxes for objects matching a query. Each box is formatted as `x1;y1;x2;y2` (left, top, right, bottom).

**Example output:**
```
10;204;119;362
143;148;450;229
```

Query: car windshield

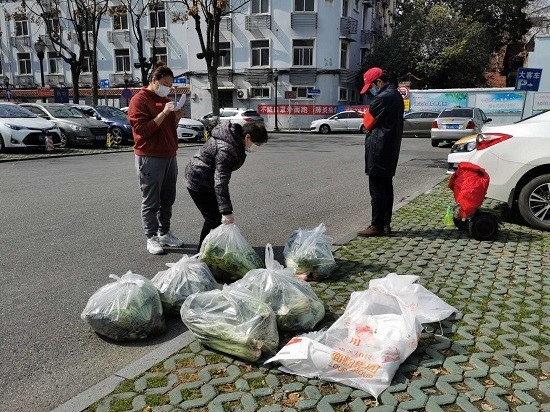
49;107;86;118
242;110;260;117
515;110;550;123
440;108;474;118
0;105;37;118
96;106;127;119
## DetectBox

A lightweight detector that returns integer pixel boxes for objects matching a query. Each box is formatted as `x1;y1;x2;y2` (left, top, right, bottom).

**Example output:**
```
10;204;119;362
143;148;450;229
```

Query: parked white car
468;110;550;231
310;110;366;134
178;118;205;142
0;103;61;152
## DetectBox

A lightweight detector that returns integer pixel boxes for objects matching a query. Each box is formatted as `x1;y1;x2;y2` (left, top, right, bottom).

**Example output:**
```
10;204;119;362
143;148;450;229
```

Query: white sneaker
158;231;184;247
147;236;164;255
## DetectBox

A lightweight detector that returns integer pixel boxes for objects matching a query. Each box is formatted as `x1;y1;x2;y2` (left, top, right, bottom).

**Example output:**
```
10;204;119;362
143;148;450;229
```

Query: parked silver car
178;118;205;142
309;110;366;134
20;103;110;148
403;111;440;138
431;107;491;147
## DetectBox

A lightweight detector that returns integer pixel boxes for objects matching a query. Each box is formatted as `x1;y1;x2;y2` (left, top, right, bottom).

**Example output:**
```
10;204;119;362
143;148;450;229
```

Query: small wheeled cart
448;162;499;241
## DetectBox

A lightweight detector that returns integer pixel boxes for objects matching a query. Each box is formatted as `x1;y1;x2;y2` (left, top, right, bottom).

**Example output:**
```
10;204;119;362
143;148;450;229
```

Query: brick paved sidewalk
77;180;549;412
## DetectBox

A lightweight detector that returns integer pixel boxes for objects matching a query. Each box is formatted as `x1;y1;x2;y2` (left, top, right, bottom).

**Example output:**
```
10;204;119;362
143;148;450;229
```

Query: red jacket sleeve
363;110;377;130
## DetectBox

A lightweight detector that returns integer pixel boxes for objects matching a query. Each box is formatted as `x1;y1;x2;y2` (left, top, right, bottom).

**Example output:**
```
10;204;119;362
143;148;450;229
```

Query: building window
291;86;312;99
350;89;357;102
251;0;268;13
251;40;269;66
113;9;128;30
48;52;62;74
342;0;349;17
15;18;29;36
149;2;166;28
340;41;349;69
151;47;167;65
82;51;92;73
294;0;314;11
219;42;231;67
250;87;270;98
115;49;131;72
46;17;60;33
338;87;348;101
293;39;314;66
17;53;31;74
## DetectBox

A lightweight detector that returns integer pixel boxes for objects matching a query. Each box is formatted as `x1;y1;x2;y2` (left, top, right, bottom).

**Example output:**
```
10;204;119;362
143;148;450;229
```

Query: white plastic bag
151;254;219;315
181;286;278;362
199;224;263;279
284;223;336;278
81;271;166;341
232;244;325;332
266;273;457;398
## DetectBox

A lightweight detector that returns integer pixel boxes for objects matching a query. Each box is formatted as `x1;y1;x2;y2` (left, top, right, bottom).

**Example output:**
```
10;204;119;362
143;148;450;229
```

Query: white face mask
155;84;171;97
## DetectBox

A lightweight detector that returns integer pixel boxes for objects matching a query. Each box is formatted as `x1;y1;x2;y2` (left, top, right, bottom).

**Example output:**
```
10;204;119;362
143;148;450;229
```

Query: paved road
0;133;449;411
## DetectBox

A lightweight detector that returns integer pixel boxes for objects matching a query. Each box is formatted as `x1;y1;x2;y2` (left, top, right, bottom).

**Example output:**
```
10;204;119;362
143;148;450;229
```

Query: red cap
360;67;384;94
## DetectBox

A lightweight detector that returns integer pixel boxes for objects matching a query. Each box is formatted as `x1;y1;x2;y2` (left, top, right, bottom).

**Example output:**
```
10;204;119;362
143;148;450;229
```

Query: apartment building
0;0;396;129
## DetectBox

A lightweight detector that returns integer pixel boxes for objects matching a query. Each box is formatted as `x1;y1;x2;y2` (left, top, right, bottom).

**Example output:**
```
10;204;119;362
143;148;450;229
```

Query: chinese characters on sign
258;104;338;115
514;68;543;91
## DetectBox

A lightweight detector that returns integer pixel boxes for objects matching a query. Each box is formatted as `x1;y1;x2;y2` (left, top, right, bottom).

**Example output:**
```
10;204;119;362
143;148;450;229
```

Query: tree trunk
71;65;81;104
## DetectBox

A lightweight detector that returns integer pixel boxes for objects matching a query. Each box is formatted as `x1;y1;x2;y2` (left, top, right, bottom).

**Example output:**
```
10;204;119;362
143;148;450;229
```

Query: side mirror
486;118;492;123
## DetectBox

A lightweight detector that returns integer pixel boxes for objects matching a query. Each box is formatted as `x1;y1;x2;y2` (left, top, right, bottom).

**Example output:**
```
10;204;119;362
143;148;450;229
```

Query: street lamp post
273;69;279;132
34;38;46;102
3;76;10;102
123;71;130;106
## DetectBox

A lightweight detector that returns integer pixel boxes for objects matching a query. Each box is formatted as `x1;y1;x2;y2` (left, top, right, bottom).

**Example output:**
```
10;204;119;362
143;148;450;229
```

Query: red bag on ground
448;162;490;219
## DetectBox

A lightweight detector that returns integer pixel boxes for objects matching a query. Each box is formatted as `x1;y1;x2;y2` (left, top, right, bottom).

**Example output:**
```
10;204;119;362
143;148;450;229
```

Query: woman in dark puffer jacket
184;121;268;251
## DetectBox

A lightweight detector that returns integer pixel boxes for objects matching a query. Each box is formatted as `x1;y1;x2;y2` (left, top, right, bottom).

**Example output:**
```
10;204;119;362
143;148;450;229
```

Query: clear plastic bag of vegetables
283;223;337;279
199;223;263;280
151;254;219;316
81;271;166;341
232;244;325;332
181;286;278;362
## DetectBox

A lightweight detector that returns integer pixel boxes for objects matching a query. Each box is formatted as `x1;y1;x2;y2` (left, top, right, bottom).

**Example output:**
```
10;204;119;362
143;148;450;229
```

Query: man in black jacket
358;67;404;236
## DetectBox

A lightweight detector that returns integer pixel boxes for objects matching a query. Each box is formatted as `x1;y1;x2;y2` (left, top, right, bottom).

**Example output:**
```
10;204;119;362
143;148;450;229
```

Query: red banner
258;104;338;116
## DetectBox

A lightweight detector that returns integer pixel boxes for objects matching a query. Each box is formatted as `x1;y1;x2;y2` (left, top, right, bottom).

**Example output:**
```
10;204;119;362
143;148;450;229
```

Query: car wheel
431;140;438;147
360;125;367;134
0;136;5;153
517;174;550;231
468;211;498;241
319;124;331;134
59;130;69;148
110;127;124;145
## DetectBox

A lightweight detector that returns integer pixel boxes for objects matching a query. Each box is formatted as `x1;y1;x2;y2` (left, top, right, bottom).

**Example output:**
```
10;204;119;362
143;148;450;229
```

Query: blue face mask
369;85;379;96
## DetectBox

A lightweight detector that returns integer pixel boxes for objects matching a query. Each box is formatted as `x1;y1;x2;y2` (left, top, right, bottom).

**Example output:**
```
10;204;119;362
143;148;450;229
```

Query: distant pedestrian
127;63;186;255
357;67;404;237
184;121;268;252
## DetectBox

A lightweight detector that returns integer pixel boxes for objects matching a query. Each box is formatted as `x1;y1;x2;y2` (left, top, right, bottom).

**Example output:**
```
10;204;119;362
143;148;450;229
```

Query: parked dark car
70;104;133;145
19;103;110;148
402;111;440;138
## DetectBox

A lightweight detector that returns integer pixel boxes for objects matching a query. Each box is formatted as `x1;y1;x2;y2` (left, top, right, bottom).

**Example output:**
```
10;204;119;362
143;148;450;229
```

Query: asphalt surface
57;178;549;412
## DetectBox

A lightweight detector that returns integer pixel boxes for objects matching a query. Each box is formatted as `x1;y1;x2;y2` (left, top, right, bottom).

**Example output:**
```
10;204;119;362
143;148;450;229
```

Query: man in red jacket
128;64;186;254
358;67;404;237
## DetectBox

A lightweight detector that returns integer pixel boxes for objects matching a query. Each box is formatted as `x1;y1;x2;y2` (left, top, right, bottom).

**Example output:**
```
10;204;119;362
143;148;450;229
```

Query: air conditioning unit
237;88;249;99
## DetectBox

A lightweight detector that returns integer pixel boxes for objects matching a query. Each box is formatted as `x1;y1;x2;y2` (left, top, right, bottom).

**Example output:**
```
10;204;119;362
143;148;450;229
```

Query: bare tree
19;0;109;103
172;0;251;118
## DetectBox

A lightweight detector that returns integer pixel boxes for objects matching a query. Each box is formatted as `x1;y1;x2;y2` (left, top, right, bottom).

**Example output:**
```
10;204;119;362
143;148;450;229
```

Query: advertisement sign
258;104;338;115
409;92;467;112
533;92;550;112
475;92;524;114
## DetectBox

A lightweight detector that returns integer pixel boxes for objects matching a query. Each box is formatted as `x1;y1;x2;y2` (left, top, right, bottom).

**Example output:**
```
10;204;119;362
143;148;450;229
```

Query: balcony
245;14;271;31
360;30;373;44
79;73;93;87
245;68;270;84
289;68;317;85
290;12;318;29
339;69;357;84
45;74;66;87
145;28;168;44
220;16;232;32
107;30;130;43
10;35;31;48
109;72;130;87
14;75;36;88
340;17;358;37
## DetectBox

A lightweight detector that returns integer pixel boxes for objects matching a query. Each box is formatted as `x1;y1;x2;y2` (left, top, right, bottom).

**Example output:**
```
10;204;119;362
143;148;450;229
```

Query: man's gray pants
135;155;178;238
